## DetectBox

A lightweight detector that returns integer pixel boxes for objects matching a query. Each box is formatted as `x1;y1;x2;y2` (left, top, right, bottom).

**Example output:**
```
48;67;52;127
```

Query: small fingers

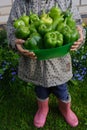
16;44;37;59
16;44;25;52
76;26;82;32
15;39;25;45
22;51;37;59
77;38;83;43
28;52;37;59
70;42;80;51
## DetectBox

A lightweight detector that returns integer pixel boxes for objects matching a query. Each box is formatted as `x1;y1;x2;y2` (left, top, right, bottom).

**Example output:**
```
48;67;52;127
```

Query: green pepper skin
29;12;44;29
38;23;52;36
48;4;62;19
29;12;41;27
40;12;53;26
44;32;57;48
61;25;73;44
52;16;64;30
29;12;40;23
55;31;63;47
13;19;25;28
29;24;37;34
57;22;66;32
15;26;30;40
20;14;29;26
24;33;43;50
44;31;63;49
57;23;72;43
71;29;79;42
62;9;72;19
65;15;76;29
57;23;79;44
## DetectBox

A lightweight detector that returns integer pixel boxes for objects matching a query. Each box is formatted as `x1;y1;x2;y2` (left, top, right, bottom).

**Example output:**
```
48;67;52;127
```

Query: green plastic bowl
33;42;73;60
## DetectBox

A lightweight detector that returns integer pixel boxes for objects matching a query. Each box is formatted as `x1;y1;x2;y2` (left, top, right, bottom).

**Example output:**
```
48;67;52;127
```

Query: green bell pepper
55;31;63;47
29;12;40;23
57;22;72;43
29;24;37;34
20;14;29;26
44;31;63;49
29;12;41;28
57;23;79;44
13;19;25;28
57;20;67;33
40;12;53;26
62;26;73;44
24;32;43;50
65;15;76;29
71;29;79;42
15;26;30;40
52;16;64;30
38;23;52;35
48;4;62;19
62;9;72;19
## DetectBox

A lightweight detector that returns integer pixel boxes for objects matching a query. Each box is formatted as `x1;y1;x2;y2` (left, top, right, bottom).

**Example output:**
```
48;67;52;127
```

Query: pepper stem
55;2;58;8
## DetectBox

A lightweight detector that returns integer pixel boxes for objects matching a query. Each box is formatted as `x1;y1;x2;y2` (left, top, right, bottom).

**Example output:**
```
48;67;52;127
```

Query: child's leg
52;83;78;127
34;86;50;128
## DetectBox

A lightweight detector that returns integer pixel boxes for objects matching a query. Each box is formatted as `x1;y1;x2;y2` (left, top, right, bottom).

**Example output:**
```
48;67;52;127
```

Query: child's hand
70;26;84;51
15;39;37;59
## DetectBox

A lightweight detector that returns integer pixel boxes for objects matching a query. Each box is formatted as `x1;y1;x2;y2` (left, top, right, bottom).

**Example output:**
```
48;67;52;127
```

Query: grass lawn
0;78;87;130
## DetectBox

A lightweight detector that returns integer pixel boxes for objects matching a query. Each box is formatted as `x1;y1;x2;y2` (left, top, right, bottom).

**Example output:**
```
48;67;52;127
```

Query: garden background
0;0;87;130
0;27;87;130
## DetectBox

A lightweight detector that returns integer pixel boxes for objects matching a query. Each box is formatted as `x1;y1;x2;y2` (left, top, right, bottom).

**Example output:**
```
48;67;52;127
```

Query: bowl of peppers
13;5;79;60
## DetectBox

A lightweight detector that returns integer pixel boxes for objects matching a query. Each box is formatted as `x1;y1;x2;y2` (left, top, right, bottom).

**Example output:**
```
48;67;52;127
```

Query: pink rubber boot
34;98;49;128
58;100;78;127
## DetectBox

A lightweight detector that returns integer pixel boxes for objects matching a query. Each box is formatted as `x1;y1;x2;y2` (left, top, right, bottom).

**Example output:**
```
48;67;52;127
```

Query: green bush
0;29;33;91
0;29;19;86
71;27;87;81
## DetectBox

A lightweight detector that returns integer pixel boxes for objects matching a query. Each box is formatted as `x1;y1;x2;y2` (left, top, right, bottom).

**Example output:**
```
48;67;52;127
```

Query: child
7;0;86;128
